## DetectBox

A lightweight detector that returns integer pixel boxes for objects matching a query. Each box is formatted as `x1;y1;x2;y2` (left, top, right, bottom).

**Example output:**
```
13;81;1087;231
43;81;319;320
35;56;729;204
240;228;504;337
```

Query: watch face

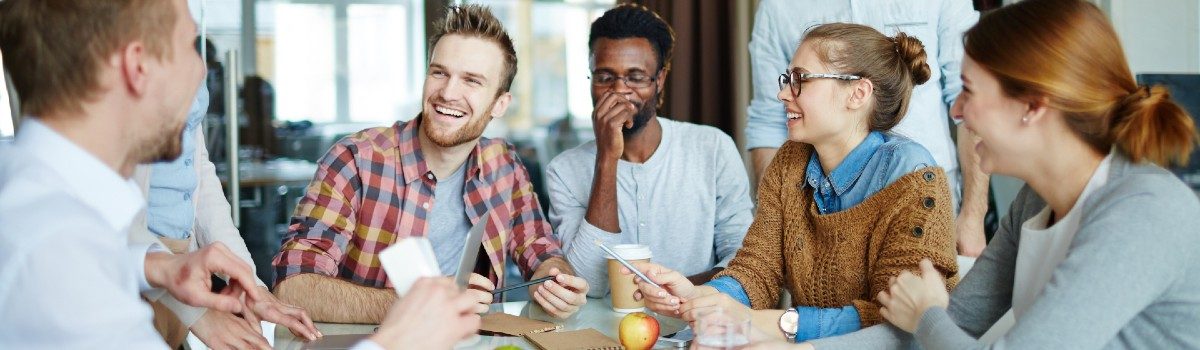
780;310;800;333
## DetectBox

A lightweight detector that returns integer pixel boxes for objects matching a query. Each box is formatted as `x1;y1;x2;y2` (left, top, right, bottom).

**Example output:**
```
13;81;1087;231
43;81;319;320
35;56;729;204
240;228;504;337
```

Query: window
470;0;615;131
0;51;13;138
256;0;424;125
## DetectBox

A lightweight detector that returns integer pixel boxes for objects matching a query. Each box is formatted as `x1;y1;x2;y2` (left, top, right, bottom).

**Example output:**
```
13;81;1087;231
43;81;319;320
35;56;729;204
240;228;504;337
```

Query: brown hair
0;0;178;117
803;23;932;131
429;4;518;95
965;0;1197;165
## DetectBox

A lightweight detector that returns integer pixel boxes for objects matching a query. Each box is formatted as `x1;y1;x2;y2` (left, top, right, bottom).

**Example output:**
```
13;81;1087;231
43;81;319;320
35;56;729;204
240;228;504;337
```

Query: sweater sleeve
852;167;959;327
916;177;1200;350
714;142;796;309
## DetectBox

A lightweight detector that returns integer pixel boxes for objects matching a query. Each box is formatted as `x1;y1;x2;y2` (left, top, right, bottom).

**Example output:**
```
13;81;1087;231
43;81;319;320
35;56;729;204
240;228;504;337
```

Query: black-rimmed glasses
590;71;657;89
778;68;862;97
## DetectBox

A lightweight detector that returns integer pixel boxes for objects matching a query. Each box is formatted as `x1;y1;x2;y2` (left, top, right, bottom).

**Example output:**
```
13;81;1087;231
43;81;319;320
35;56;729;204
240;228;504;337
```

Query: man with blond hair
273;4;590;322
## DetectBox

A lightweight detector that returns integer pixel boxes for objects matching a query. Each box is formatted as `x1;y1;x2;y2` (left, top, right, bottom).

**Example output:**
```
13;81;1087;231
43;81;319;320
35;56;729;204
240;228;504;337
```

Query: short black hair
588;4;675;72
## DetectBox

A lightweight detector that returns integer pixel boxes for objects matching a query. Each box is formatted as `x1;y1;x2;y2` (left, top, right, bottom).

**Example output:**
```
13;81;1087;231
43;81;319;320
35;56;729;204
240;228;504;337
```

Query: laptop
303;209;493;350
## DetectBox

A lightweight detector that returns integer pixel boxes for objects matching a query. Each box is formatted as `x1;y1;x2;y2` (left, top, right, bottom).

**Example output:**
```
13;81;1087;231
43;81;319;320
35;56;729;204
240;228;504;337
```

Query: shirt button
183;193;191;201
422;202;430;209
639;222;646;227
425;173;435;180
184;159;192;166
923;171;936;182
912;226;924;237
923;197;936;209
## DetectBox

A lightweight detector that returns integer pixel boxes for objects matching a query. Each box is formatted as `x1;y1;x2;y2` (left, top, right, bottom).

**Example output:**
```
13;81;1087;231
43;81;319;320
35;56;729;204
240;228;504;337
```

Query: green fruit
494;345;523;350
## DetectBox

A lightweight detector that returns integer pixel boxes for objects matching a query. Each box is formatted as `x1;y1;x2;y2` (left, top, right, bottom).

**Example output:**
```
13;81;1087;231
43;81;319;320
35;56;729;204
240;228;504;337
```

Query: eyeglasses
590;71;657;89
777;68;862;97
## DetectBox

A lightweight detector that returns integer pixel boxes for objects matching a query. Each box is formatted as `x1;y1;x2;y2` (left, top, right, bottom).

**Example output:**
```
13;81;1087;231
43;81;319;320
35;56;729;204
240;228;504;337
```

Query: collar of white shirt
16;118;145;232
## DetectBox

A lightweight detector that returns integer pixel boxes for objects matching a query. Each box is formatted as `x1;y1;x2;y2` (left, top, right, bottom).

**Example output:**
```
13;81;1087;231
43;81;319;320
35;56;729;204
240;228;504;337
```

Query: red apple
618;312;660;350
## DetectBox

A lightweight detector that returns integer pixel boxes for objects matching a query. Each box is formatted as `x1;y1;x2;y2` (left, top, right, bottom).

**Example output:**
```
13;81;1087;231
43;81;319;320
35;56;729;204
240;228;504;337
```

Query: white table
274;297;689;349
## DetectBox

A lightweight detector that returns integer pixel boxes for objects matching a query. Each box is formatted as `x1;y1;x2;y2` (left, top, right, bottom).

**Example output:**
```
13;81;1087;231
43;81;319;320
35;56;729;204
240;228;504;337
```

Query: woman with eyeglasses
624;23;958;343
782;1;1199;349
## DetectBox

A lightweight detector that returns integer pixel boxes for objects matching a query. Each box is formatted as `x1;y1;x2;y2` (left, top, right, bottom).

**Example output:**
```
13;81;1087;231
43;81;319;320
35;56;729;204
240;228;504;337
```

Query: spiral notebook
522;329;623;350
479;313;560;336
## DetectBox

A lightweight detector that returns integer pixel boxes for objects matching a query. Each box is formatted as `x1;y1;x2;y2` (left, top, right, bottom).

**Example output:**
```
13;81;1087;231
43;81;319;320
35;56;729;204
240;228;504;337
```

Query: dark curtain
974;0;1003;11
626;0;740;138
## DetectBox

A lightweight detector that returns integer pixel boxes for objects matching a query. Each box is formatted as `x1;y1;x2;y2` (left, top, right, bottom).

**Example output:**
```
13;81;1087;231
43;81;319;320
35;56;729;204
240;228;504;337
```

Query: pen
491;275;555;295
595;240;663;290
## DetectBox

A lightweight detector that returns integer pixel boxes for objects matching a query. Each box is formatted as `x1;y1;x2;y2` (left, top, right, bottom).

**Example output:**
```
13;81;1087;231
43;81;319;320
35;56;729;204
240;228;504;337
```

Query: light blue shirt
745;0;979;210
708;132;937;342
146;83;207;239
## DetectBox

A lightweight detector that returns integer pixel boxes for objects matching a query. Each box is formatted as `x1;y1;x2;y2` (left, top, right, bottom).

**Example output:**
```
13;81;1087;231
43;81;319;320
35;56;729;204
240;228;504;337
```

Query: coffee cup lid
608;244;652;260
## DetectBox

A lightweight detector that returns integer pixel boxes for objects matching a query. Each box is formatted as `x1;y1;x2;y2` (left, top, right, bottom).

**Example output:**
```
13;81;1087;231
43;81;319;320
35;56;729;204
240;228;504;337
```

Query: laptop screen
1137;74;1200;189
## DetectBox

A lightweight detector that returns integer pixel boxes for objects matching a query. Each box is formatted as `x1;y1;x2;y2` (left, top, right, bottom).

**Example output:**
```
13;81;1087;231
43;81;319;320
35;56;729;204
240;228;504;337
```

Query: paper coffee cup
607;244;653;313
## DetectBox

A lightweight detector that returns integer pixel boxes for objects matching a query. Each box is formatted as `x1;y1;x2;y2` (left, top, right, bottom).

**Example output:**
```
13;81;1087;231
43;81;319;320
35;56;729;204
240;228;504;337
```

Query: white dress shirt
0;119;166;349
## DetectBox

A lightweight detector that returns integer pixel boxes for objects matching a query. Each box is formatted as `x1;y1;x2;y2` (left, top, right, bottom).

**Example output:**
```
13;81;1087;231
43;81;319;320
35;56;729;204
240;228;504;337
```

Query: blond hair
0;0;178;117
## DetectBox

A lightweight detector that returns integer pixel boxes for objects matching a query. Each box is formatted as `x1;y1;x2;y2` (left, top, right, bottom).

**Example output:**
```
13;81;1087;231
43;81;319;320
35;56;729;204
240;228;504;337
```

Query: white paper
377;237;440;296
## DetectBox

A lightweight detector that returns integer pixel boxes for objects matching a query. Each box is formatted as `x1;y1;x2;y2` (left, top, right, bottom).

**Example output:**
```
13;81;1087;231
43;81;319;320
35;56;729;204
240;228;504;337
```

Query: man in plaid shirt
272;4;589;323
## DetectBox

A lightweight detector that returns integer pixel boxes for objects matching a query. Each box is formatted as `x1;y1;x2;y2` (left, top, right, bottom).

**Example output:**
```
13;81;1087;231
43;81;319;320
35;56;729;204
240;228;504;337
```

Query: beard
622;89;659;137
421;102;495;148
140;120;186;164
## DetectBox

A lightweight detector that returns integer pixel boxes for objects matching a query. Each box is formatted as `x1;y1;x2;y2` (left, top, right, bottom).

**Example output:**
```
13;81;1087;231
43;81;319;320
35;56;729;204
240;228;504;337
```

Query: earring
1021;116;1029;125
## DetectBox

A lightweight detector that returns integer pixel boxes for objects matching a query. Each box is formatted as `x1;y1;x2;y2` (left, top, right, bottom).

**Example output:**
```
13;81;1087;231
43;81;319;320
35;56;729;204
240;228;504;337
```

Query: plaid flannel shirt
273;117;562;289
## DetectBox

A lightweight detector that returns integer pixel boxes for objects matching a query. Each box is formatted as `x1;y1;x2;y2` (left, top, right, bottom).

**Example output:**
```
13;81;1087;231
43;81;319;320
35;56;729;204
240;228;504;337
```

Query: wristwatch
779;308;799;342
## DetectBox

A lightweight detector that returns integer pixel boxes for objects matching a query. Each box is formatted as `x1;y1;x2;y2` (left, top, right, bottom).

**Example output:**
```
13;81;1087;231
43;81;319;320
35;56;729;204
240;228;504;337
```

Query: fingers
877;290;892;307
542;280;585;307
879;306;894;324
554;273;588;293
465;289;492;314
594;92;636;127
532;287;571;318
919;259;941;280
242;301;263;334
188;288;246;315
535;282;573;310
468;273;495;292
201;244;262;302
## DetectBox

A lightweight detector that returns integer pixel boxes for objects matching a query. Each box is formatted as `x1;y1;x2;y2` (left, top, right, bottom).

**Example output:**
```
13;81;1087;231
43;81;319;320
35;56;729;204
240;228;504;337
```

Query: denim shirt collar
805;131;886;196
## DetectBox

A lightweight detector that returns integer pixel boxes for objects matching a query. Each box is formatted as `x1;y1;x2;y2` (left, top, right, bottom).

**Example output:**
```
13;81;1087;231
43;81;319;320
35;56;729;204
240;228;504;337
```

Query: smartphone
658;327;694;348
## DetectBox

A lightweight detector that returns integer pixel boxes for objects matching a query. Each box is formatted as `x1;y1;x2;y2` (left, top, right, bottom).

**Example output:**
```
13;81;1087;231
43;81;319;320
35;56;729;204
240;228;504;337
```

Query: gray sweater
811;152;1200;349
545;118;754;298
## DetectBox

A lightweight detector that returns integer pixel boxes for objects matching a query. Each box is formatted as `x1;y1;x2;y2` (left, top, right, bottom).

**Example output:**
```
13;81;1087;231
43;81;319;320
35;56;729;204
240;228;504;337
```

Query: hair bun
894;32;931;85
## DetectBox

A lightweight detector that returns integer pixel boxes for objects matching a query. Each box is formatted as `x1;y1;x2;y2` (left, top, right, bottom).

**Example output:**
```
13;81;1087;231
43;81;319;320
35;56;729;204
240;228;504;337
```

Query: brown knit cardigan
716;141;959;327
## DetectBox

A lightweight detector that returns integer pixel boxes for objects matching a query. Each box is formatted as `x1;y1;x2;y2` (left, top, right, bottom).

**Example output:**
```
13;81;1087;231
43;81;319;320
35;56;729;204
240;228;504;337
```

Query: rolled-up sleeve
272;140;362;284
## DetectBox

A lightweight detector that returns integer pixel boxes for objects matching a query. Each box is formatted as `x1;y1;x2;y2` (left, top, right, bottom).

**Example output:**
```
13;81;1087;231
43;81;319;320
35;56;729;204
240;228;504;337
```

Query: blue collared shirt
146;83;208;239
708;131;937;342
806;131;935;214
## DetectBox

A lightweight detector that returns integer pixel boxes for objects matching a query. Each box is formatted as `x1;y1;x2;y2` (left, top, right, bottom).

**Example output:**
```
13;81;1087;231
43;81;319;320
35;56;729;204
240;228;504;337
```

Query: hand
878;259;950;333
466;273;495;314
144;243;264;314
245;286;320;341
370;277;482;350
623;262;702;317
955;219;987;257
530;267;589;318
190;310;272;350
592;91;638;161
678;292;750;323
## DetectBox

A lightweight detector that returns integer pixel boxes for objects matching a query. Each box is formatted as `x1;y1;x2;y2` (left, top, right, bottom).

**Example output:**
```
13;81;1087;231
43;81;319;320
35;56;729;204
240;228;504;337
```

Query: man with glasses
545;4;754;298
